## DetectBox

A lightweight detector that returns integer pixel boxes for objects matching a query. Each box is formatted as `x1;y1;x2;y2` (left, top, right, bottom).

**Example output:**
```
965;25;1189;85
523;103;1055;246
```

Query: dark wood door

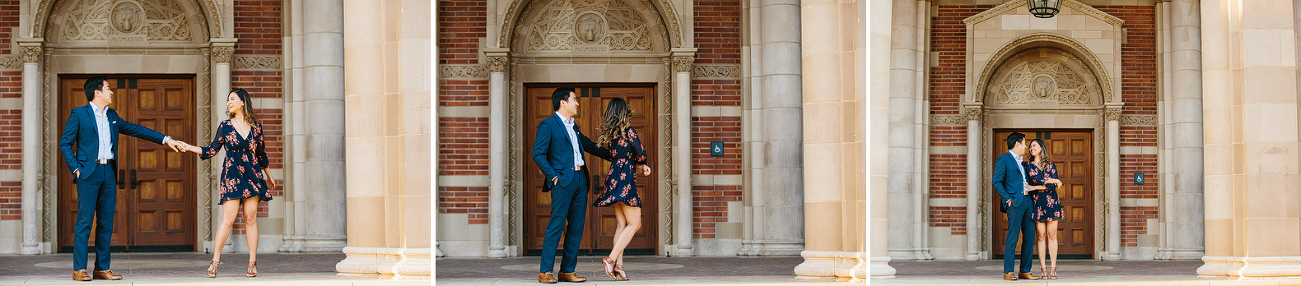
524;84;658;256
991;130;1094;259
58;76;197;252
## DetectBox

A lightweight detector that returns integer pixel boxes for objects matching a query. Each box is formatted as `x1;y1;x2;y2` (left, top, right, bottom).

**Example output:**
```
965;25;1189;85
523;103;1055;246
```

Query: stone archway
963;33;1126;260
35;0;220;253
499;0;685;256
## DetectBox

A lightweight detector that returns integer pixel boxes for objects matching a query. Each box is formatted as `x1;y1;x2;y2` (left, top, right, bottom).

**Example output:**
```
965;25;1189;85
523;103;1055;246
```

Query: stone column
757;0;805;256
282;0;307;253
869;0;896;278
335;0;431;278
1197;0;1301;278
794;0;865;280
741;0;765;256
1165;0;1206;260
485;49;509;258
963;105;982;261
300;0;347;252
887;0;920;260
671;48;695;256
1104;106;1121;261
19;41;41;255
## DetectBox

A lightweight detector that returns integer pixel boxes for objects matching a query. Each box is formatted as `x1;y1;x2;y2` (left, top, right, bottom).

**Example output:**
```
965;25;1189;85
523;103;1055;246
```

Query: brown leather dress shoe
93;270;123;280
1018;272;1039;280
538;272;558;283
557;272;587;282
1003;272;1017;280
72;270;92;281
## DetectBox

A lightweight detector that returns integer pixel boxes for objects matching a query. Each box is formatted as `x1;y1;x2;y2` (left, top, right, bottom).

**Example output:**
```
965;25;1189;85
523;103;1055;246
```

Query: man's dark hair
551;87;575;111
83;76;109;102
1006;132;1026;150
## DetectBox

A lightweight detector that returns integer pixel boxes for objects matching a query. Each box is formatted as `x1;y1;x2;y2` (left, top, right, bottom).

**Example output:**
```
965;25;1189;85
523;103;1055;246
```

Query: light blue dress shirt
556;112;585;168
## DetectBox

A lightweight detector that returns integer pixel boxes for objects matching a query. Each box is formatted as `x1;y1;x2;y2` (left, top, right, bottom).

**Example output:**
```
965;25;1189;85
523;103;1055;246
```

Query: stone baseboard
1197;256;1301;278
794;250;868;281
336;247;431;279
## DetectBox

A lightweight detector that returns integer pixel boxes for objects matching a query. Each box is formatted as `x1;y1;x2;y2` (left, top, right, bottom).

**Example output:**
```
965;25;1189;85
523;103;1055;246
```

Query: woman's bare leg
1035;222;1047;274
241;197;260;262
1046;220;1060;270
611;205;641;265
610;203;627;266
211;200;242;262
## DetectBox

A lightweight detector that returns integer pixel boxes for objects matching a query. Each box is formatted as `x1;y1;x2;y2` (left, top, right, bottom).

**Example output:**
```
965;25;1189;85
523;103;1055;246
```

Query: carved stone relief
691;64;740;79
518;0;663;53
985;48;1101;107
53;0;205;43
232;56;282;70
440;65;490;79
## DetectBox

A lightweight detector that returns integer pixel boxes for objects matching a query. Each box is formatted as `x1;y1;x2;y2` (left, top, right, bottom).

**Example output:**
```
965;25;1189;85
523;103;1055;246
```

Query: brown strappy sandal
600;256;616;279
246;260;257;277
206;260;222;278
1050;266;1058;280
614;264;630;281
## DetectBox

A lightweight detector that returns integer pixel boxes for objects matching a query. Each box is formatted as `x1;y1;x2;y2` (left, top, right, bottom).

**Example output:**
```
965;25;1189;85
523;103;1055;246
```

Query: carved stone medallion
574;12;607;44
112;2;144;33
519;0;659;53
985;48;1100;107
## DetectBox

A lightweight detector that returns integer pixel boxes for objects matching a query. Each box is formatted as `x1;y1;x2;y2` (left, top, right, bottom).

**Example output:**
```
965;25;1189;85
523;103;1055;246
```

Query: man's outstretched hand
165;139;188;152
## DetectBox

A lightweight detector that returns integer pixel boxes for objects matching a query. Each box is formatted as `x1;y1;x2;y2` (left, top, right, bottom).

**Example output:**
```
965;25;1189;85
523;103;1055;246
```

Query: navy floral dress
1024;161;1062;222
592;127;647;207
201;120;273;204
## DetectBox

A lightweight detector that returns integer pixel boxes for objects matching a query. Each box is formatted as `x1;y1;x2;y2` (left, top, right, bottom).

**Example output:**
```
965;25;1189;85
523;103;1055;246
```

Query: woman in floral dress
589;98;651;281
1023;138;1063;279
183;89;276;278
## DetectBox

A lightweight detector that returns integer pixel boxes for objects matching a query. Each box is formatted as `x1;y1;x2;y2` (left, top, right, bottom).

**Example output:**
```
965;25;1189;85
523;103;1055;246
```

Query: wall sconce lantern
1028;0;1060;18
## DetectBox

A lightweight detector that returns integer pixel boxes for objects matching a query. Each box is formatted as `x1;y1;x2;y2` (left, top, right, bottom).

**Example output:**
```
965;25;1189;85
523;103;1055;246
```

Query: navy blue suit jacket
532;114;604;192
992;152;1029;212
59;104;166;183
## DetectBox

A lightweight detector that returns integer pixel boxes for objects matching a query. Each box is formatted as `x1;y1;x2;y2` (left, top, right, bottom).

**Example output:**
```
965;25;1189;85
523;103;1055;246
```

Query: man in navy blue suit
992;132;1038;280
532;87;603;283
59;76;189;281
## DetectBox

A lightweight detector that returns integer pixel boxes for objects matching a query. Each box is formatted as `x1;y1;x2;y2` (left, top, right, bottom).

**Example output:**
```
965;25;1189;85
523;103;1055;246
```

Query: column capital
17;39;42;64
1103;106;1123;121
963;105;983;121
210;39;238;64
485;48;510;73
671;48;697;73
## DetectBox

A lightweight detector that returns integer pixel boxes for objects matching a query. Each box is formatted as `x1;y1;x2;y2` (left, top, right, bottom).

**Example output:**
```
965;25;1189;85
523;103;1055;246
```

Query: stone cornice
963;0;1125;27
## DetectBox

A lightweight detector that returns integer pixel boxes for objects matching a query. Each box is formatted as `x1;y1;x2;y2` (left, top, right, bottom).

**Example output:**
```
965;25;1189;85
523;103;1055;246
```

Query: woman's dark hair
1006;132;1025;150
228;88;260;124
1030;138;1053;170
83;76;108;102
551;87;575;111
596;97;631;147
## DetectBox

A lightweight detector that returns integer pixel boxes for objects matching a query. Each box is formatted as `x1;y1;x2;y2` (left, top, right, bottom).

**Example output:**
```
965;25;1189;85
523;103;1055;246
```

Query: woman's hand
264;170;277;189
1047;179;1063;187
639;165;651;176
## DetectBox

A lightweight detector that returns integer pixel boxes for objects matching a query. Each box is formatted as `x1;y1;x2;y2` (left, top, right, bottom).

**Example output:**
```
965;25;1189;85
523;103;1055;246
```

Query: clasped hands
164;139;203;154
1021;178;1064;195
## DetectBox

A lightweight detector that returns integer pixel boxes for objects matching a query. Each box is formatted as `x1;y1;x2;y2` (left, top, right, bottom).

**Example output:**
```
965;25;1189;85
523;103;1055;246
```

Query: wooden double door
524;84;659;255
57;76;198;252
991;130;1094;259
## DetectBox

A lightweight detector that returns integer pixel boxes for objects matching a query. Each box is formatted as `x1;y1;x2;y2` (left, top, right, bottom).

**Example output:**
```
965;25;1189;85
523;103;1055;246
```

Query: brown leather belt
96;159;112;165
574;166;582;171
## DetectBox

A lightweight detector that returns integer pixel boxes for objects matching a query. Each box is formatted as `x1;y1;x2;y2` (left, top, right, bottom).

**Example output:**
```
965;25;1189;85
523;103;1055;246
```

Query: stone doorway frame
30;0;230;254
963;33;1124;261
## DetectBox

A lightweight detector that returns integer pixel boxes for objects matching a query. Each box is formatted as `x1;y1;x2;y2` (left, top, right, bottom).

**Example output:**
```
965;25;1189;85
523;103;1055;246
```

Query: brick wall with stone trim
925;5;988;235
691;0;743;239
1097;5;1159;249
229;0;283;234
0;0;22;221
438;0;491;225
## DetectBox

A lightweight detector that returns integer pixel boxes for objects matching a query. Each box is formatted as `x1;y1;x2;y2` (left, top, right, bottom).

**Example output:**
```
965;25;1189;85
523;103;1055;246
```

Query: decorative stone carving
20;47;42;63
0;56;18;70
672;56;693;73
212;46;234;63
1119;115;1157;126
441;65;489;79
964;107;983;121
931;115;966;126
488;57;509;73
34;0;220;38
232;55;281;70
1103;107;1122;121
54;0;203;42
520;0;659;52
974;34;1114;105
691;65;740;78
985;48;1100;106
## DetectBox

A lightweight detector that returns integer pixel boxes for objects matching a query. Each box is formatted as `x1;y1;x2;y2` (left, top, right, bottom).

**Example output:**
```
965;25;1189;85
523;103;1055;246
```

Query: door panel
524;84;658;256
991;130;1094;259
58;76;197;252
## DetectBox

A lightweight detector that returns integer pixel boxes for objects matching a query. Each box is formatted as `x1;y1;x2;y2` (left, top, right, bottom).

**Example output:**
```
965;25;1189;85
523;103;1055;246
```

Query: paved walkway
435;256;864;285
0;253;428;285
875;260;1301;285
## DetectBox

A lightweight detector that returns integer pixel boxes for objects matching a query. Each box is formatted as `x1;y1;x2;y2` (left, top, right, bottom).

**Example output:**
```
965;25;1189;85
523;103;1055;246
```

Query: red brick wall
926;6;989;235
230;0;283;234
0;0;20;221
690;0;743;239
437;0;490;225
1098;5;1159;248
